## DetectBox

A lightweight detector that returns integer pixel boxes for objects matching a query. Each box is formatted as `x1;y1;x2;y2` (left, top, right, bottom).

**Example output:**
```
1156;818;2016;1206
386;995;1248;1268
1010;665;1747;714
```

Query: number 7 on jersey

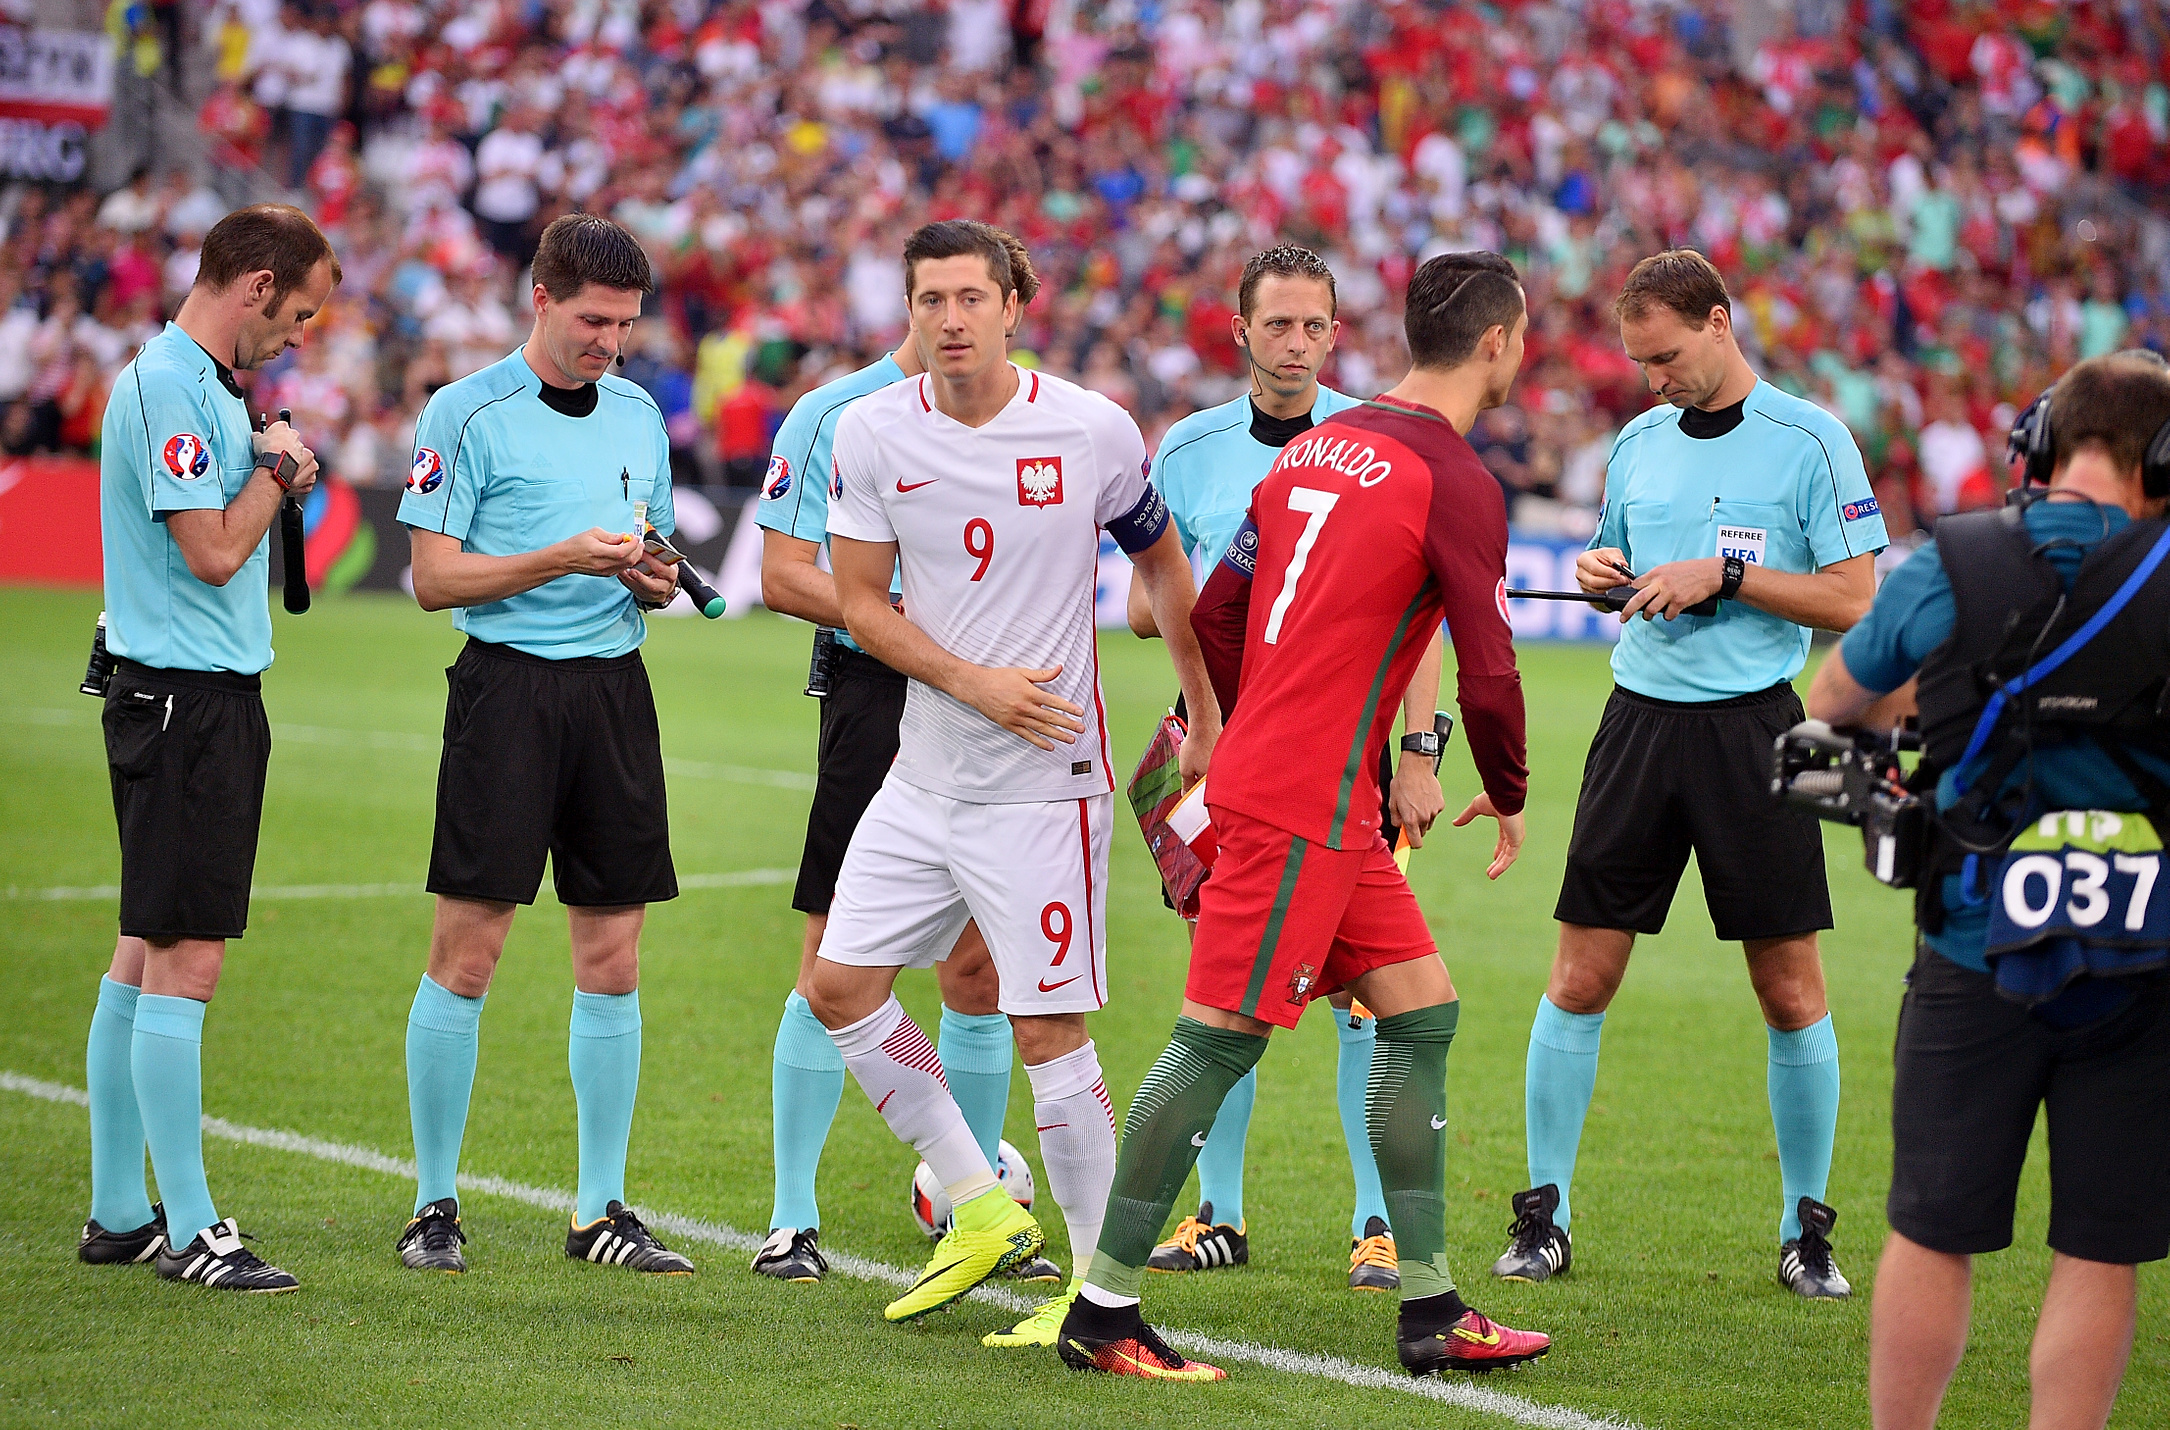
1263;486;1340;644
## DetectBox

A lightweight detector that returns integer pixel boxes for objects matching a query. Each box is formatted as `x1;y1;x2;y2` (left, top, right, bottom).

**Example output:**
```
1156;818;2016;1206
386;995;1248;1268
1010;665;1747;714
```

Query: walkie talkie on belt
805;626;841;698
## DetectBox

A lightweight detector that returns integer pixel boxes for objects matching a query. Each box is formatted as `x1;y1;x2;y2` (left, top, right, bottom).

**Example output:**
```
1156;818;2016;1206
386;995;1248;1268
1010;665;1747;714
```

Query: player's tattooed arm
830;532;1086;750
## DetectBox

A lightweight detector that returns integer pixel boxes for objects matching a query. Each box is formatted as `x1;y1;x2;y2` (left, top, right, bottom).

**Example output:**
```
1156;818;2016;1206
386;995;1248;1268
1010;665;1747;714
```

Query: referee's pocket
103;690;166;781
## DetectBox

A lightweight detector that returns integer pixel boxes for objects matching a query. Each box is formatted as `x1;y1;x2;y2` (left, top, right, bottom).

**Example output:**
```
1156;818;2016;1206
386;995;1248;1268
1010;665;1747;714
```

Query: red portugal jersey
1191;396;1527;849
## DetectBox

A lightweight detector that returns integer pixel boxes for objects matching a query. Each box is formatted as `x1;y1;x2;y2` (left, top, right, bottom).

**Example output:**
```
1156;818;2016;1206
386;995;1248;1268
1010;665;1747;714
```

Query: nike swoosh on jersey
1190;1131;1209;1147
1037;975;1082;993
895;477;939;492
1430;1115;1448;1129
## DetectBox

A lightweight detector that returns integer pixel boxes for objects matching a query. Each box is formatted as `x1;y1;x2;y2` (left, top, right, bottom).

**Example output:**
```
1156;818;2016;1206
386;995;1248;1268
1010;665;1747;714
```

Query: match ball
909;1139;1035;1238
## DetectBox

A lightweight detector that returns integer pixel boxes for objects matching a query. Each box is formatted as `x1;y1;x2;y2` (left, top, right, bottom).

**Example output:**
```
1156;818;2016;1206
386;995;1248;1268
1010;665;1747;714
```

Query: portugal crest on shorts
1495;576;1512;626
408;447;445;494
1017;456;1063;507
765;454;792;500
162;433;210;481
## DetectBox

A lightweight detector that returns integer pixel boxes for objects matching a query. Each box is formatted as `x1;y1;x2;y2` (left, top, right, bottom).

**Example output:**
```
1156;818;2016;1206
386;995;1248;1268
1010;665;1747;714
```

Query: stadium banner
1092;531;1622;642
0;454;102;586
0;24;112;183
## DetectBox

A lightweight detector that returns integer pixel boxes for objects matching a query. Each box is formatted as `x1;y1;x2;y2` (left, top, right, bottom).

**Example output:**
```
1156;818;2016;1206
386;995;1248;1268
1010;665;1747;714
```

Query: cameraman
1808;352;2170;1430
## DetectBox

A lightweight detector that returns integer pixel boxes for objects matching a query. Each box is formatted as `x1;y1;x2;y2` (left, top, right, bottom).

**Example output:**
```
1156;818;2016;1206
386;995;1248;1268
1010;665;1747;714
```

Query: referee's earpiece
616;352;625;368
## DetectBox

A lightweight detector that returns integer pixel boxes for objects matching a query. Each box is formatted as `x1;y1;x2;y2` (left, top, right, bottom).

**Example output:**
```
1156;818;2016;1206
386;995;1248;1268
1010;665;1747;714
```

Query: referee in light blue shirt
1491;250;1888;1301
81;204;338;1294
390;214;696;1278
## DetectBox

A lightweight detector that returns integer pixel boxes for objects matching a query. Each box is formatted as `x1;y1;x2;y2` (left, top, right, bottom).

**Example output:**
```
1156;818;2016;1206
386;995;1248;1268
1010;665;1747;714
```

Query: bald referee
391;214;694;1276
79;204;336;1293
1489;251;1886;1299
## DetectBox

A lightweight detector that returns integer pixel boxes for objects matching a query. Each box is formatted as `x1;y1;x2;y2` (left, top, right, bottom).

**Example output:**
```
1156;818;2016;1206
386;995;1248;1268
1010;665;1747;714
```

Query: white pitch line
1;869;794;902
1;1070;1639;1430
7;709;818;792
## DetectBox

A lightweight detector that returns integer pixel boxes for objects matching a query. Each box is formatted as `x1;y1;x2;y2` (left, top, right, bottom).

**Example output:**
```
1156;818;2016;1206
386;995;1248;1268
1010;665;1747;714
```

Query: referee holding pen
1490;251;1888;1298
79;204;338;1292
390;214;696;1277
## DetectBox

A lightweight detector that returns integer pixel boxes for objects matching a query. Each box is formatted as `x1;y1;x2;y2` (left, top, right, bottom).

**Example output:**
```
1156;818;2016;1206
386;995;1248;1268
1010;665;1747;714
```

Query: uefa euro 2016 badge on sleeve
1983;809;2170;1006
1717;524;1766;565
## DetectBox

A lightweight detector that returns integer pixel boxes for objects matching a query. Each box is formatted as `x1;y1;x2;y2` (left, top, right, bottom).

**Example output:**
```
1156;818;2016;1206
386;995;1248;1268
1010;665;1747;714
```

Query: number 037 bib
1983;809;2170;1005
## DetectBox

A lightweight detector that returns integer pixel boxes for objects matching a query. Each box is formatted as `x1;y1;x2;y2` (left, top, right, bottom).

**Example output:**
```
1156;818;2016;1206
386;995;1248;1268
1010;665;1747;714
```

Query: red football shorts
1185;807;1437;1029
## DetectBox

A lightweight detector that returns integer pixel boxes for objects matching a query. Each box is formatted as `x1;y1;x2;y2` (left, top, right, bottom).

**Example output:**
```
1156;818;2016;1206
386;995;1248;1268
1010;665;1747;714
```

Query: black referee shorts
427;638;676;908
104;659;271;942
1889;946;2170;1264
794;647;907;915
1554;681;1831;942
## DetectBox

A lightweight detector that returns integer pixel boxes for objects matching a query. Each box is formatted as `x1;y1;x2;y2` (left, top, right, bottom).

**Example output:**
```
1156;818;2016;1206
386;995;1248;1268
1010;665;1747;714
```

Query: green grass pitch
0;586;2162;1429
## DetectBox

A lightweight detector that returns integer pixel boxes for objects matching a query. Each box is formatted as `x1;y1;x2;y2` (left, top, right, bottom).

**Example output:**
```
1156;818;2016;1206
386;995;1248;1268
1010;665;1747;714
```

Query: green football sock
1368;1001;1460;1301
1085;1017;1267;1301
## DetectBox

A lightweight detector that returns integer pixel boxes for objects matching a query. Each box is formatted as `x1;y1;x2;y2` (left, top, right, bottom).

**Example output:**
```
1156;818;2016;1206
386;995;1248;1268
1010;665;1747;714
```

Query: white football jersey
828;365;1150;804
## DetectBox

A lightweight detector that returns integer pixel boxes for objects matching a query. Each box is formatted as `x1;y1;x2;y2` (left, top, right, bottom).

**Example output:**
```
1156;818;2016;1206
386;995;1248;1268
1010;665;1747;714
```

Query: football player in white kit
806;220;1220;1344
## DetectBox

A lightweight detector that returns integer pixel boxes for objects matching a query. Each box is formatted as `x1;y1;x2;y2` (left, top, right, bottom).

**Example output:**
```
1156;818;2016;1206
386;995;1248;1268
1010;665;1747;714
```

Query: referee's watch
1718;555;1747;603
1401;729;1444;772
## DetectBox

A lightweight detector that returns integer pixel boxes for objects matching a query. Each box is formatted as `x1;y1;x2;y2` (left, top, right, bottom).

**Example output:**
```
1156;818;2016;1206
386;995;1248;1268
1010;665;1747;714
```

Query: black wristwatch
1718;554;1746;602
1400;730;1443;769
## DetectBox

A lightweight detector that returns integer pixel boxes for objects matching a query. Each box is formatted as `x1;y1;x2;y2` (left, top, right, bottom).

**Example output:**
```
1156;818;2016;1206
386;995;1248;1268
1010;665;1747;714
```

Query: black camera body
1772;719;1927;888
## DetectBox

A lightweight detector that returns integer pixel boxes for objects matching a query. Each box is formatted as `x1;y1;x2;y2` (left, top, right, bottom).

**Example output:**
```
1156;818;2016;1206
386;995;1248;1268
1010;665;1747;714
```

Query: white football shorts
821;774;1112;1016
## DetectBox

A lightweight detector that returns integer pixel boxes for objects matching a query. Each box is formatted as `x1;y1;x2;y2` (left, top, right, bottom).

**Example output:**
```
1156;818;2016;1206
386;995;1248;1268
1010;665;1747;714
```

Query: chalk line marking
0;1070;1637;1430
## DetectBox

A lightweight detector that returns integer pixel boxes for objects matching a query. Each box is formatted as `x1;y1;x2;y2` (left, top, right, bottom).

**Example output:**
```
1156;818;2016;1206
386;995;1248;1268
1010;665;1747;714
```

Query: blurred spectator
283;9;353;190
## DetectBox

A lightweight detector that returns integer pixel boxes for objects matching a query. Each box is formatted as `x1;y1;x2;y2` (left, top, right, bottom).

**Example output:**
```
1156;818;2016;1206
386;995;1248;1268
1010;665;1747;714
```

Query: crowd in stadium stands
6;0;2170;550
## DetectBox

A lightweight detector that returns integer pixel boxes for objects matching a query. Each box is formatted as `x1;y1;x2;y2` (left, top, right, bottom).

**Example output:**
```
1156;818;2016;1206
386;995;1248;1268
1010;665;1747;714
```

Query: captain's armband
1107;482;1171;555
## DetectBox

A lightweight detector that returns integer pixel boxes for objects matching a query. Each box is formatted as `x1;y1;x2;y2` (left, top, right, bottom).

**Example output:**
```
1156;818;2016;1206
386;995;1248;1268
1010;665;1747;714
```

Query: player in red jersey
1058;252;1549;1382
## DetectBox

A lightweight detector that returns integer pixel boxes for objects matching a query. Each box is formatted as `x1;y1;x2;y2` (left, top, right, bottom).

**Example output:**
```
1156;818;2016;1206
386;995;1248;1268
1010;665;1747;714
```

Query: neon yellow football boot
884;1186;1043;1323
982;1278;1080;1347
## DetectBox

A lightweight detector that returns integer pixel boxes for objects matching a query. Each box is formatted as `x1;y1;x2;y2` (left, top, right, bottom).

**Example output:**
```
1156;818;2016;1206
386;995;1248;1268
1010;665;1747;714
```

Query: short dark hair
196;203;341;315
531;213;653;300
2049;352;2170;476
902;219;1037;304
1238;245;1336;320
1614;249;1730;328
1403;251;1523;370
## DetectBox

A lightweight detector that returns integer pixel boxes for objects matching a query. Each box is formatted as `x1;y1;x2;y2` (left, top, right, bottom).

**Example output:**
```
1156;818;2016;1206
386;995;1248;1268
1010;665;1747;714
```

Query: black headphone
2010;348;2170;497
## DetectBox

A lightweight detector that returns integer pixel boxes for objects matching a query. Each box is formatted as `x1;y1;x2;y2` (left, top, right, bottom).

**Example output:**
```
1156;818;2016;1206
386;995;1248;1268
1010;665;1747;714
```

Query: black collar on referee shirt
181;332;245;400
536;380;600;417
1678;395;1747;440
1248;400;1315;449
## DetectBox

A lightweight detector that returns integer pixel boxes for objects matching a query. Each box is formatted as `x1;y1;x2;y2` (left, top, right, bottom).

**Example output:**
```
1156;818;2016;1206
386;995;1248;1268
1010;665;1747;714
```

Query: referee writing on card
1489;251;1888;1298
391;214;696;1277
80;204;337;1292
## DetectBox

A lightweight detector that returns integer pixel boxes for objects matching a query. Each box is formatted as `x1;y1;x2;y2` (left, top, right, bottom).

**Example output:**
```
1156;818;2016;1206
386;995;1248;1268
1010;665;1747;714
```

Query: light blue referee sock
938;1005;1013;1171
1525;995;1606;1231
1768;1014;1841;1243
86;977;153;1231
768;991;845;1232
1194;1067;1255;1228
569;989;642;1225
406;973;485;1213
1335;1008;1390;1238
131;994;216;1249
